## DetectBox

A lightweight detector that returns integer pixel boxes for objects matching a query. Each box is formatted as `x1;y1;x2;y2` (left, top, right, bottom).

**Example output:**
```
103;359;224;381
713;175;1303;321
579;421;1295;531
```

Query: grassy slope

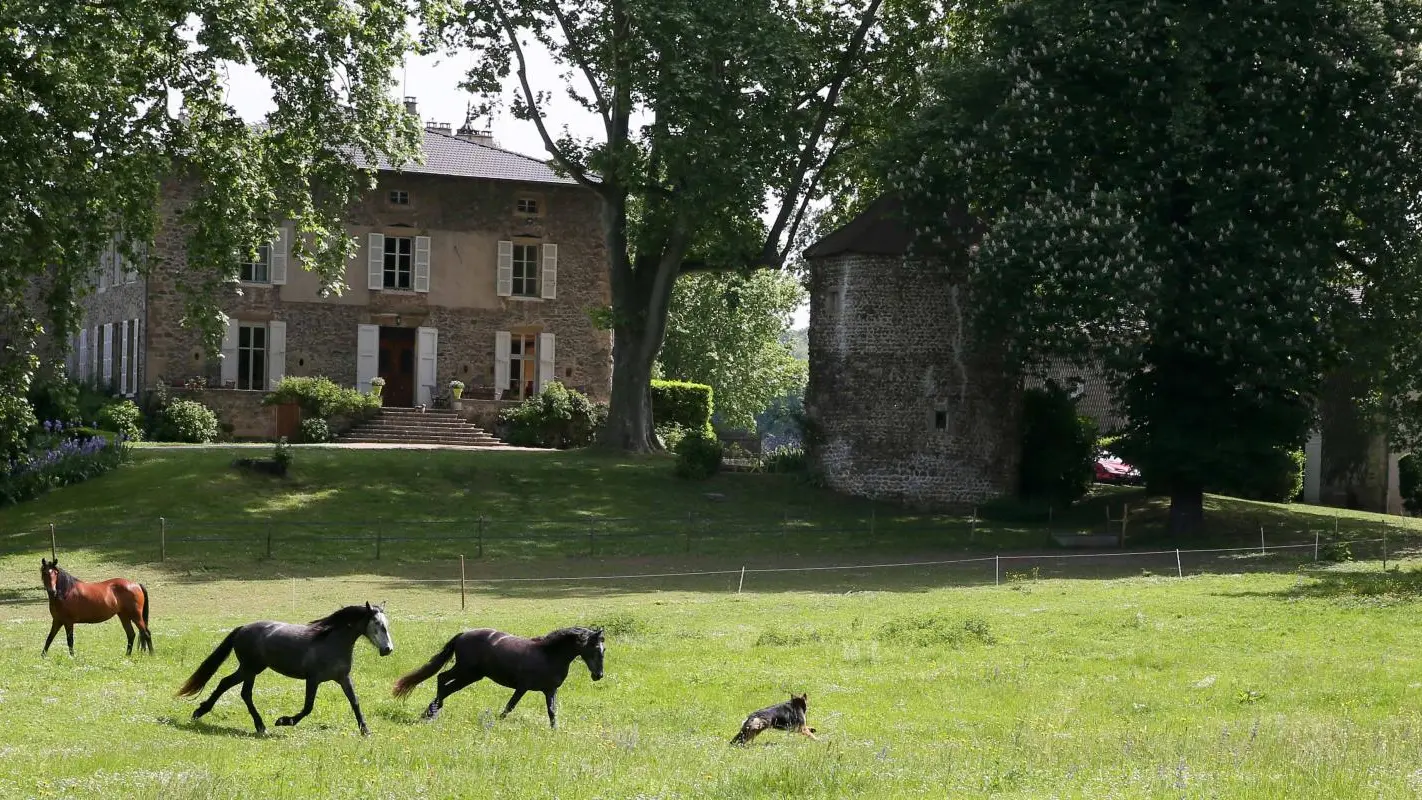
1;564;1421;798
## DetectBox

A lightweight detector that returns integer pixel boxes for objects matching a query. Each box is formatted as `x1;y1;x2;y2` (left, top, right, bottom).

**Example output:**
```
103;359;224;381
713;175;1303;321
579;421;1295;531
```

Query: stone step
344;428;500;440
341;438;504;447
358;423;492;433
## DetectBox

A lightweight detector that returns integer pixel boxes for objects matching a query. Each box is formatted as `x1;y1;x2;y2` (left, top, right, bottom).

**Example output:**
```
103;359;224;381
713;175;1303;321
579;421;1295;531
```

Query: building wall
73;249;148;394
143;172;612;402
805;252;1020;507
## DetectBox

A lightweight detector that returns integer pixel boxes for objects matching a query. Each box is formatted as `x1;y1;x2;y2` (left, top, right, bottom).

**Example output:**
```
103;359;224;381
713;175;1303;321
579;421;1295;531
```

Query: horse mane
49;566;79;599
308;605;371;638
535;627;599;648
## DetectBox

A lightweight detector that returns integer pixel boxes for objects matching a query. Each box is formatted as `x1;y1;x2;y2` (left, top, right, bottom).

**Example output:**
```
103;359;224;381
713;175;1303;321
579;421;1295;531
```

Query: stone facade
81;124;612;440
70;247;148;395
805;250;1021;507
173;388;276;440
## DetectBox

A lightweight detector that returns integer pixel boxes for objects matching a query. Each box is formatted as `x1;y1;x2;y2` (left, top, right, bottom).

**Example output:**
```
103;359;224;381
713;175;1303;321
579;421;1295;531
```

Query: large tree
892;0;1422;533
657;270;807;432
0;0;420;410
418;0;945;451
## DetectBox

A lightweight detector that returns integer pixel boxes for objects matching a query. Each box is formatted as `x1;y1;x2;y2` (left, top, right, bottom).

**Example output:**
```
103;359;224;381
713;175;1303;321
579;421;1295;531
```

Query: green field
2;449;1422;798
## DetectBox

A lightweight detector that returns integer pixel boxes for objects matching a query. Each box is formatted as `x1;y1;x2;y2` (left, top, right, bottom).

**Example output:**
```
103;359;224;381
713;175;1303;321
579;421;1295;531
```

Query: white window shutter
367;233;385;290
356;324;379;392
119;320;130;395
91;326;100;380
101;323;114;388
416;326;438;406
496;241;514;297
78;329;88;382
538;332;556;391
494;331;511;393
413;235;431;293
220;315;239;387
98;245;110;293
130;317;140;392
541;243;558;300
267;320;287;388
271;226;290;285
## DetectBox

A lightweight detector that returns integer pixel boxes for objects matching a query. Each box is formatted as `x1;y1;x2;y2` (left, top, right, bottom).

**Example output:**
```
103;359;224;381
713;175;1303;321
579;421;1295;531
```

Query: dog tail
392;633;459;698
176;627;239;697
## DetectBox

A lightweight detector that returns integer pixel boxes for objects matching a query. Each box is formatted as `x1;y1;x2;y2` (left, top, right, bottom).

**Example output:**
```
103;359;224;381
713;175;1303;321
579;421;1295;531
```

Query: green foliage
650;380;715;437
1;428;128;506
299;417;332;444
1319;540;1355;563
498;382;606;449
763;445;808;474
265;377;379;423
0;394;38;466
1019;383;1097;506
655;423;689;453
874;614;997;647
97;399;144;442
673;431;723;480
657;271;808;431
1400;454;1422;516
27;375;79;426
893;0;1422;529
273;437;293;471
154;399;219;444
1206;448;1305;503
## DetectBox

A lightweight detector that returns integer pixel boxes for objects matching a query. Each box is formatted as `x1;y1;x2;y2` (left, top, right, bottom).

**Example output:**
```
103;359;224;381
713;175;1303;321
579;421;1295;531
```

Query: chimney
456;121;497;147
403;96;418;116
424;121;453;135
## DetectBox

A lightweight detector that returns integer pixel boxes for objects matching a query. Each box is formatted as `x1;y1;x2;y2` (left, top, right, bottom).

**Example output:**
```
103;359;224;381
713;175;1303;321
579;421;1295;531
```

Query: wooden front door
378;326;417;407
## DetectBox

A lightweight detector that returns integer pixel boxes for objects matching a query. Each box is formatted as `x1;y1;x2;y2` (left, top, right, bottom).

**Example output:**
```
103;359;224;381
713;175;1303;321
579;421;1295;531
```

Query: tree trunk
602;328;658;451
1168;482;1205;537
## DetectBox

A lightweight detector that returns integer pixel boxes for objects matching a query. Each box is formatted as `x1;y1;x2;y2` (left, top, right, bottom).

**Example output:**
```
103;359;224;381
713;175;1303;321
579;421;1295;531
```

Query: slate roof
802;195;980;259
358;129;580;187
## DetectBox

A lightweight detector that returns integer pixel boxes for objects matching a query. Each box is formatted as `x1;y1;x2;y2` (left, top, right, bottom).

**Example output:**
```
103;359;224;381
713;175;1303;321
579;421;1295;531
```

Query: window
512;244;539;297
238;323;268;391
384;236;413;289
508;333;537;399
934;409;948;430
240;244;271;283
516;197;539;215
389;190;410;206
826;290;842;313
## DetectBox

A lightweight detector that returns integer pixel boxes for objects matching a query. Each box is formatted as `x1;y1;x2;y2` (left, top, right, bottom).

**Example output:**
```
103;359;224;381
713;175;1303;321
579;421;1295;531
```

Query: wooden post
49;523;56;560
265;523;273;559
686;511;692;554
1314;528;1320;562
1259;525;1265;555
870;506;876;538
375;528;382;560
1383;522;1389;571
460;555;467;611
159;517;166;562
477;516;485;559
738;566;746;594
994;555;1000;586
971;507;978;541
588;523;595;557
1122;505;1129;541
1175;548;1183;578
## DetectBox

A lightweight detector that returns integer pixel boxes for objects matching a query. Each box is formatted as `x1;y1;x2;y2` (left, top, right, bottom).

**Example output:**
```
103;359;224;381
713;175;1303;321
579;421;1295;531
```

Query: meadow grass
2;551;1422;798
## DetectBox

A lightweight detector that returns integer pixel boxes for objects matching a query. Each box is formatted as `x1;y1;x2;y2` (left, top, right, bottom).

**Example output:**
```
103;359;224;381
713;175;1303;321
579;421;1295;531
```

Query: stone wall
805;252;1020;507
143;172;612;403
456;398;519;431
172;388;275;440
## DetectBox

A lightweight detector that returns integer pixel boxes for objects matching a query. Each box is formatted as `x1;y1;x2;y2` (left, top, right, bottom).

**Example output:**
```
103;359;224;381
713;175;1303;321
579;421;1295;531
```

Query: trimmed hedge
1207;448;1305;503
673;430;723;480
651;380;714;436
264;376;379;421
499;382;607;449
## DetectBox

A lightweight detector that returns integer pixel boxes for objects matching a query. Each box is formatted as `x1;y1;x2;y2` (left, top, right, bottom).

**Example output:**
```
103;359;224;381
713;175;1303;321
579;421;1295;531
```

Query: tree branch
758;0;884;267
493;1;601;191
777;134;845;264
549;2;611;135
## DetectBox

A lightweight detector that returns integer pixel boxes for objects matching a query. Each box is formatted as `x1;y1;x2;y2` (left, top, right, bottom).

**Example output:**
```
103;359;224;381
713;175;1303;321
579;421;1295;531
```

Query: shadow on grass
157;715;267;740
1222;564;1422;602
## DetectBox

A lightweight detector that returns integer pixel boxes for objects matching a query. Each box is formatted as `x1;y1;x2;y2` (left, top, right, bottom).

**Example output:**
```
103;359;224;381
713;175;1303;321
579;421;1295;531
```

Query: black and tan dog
730;693;819;745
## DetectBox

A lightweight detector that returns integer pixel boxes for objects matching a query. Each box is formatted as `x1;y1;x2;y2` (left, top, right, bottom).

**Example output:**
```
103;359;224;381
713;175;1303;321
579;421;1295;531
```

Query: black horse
392;626;604;728
176;602;394;736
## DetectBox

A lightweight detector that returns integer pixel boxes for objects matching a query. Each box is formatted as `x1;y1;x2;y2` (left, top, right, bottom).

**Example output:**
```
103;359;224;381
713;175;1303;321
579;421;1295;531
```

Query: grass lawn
1;553;1422;798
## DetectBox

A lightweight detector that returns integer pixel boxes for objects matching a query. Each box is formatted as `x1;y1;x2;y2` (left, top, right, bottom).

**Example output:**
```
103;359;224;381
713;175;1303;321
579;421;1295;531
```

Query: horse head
364;601;394;656
580;627;605;681
39;559;59;600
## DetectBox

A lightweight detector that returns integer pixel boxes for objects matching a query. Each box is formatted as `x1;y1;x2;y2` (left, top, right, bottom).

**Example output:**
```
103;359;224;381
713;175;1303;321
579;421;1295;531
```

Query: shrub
763;444;808;474
1019;382;1098;506
651;380;714;436
655;422;689;452
1206;447;1305;502
299;417;332;444
27;375;80;426
264;376;379;422
154;399;219;443
97;399;143;441
1399;454;1422;515
1;430;128;506
498;382;604;448
673;431;723;480
0;395;37;465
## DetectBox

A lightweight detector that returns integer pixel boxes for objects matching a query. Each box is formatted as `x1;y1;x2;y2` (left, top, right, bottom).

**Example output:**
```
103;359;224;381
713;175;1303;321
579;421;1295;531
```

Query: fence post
971;508;978;542
1383;522;1389;571
1175;548;1182;578
477;516;485;559
1314;529;1320;562
460;554;467;611
588;522;595;558
1259;525;1265;555
994;554;1000;586
265;523;273;559
159;517;166;562
738;565;746;594
375;528;382;560
49;523;57;560
686;511;692;554
1122;505;1129;542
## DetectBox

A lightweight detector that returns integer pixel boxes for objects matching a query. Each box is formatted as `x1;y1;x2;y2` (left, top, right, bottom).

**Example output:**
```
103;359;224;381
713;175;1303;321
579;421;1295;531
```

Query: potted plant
449;380;465;400
369;376;385;400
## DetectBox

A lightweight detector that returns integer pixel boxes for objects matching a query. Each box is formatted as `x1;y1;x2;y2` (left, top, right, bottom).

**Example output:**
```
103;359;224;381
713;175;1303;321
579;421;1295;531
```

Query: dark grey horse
176;602;394;736
392;626;603;728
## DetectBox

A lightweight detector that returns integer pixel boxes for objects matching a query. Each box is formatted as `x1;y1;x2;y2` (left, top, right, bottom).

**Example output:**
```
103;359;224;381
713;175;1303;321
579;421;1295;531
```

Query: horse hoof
256;727;267;736
359;726;371;737
275;717;295;726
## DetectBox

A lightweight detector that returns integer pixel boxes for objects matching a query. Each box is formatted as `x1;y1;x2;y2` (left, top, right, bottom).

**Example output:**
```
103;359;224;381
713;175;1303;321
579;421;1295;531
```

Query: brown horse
40;558;153;657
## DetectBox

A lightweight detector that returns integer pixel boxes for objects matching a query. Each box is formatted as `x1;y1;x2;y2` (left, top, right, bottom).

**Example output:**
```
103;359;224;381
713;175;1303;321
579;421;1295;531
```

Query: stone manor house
65;101;612;437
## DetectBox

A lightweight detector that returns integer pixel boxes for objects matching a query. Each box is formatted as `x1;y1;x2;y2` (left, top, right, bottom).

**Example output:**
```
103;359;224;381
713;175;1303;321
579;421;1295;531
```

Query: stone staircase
340;407;504;447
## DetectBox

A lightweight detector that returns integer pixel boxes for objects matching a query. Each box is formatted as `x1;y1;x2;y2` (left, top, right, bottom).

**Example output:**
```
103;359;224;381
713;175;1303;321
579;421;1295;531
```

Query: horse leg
121;618;135;656
423;668;479;720
193;670;244;720
42;621;61;656
276;680;320;728
337;674;370;736
543;689;558;729
239;673;266;735
499;688;527;720
64;624;74;657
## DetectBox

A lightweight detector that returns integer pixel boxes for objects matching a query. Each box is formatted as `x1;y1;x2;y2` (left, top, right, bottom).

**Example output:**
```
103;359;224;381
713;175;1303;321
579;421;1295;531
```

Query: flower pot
450;386;464;400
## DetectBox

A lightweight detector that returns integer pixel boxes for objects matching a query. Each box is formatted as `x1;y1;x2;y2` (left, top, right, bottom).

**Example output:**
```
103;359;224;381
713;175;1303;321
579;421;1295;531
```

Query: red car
1094;452;1142;485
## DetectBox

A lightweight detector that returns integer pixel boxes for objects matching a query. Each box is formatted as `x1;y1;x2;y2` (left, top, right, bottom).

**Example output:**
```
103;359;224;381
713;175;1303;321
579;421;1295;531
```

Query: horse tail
140;584;151;628
176;628;239;697
392;634;459;698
